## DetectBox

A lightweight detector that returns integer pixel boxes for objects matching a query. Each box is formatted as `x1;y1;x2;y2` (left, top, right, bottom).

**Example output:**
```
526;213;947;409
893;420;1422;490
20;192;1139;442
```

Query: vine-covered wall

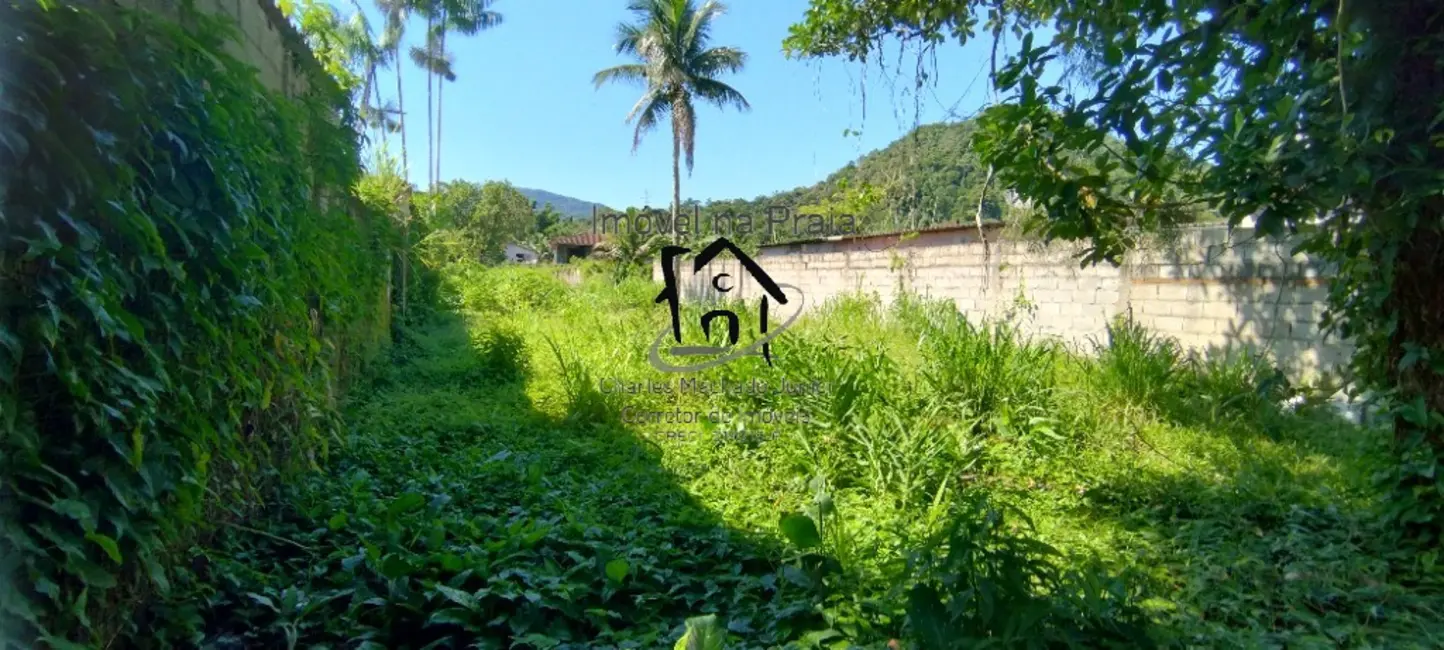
0;1;395;645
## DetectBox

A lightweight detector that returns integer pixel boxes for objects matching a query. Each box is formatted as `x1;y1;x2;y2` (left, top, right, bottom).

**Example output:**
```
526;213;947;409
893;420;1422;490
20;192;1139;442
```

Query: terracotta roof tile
550;233;604;247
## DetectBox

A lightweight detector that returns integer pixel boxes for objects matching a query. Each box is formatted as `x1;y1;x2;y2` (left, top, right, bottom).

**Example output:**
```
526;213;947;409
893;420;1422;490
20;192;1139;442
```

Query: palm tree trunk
426;15;435;195
671;125;681;237
435;22;446;190
372;70;387;144
396;55;410;322
359;64;374;141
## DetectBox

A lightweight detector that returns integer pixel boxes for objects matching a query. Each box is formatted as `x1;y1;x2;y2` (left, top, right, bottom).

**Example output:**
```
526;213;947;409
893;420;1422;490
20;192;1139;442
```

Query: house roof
550;233;604;248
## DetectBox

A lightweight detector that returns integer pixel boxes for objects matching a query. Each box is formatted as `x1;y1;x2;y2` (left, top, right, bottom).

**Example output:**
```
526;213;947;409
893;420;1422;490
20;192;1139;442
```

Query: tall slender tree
410;27;448;193
432;0;503;188
593;0;750;231
375;0;416;319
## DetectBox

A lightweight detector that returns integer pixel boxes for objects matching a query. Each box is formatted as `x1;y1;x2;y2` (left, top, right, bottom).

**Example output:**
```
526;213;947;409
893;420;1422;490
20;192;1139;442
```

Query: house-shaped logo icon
650;237;804;372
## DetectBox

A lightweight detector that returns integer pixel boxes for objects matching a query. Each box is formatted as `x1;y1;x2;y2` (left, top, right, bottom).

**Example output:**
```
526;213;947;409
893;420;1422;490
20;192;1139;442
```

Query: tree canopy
421;180;536;265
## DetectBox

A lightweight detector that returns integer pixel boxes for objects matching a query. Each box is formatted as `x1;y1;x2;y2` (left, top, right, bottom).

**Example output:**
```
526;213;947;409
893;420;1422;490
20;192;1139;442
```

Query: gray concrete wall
117;0;319;97
653;225;1352;381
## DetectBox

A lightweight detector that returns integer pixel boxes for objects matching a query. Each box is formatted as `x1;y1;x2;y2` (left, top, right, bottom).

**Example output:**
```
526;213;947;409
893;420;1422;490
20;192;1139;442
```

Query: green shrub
0;4;391;645
443;263;570;315
902;497;1157;649
1181;351;1293;419
917;313;1060;440
1092;314;1184;407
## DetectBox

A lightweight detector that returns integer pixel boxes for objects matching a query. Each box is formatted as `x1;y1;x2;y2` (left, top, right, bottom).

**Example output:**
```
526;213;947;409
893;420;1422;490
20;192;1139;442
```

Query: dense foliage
690;120;1206;248
0;2;394;645
419;180;536;265
704;123;1001;235
166;264;1442;648
783;0;1444;542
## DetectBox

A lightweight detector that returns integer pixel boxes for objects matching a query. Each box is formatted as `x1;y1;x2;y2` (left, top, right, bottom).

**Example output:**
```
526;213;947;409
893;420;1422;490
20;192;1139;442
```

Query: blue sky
359;1;1024;209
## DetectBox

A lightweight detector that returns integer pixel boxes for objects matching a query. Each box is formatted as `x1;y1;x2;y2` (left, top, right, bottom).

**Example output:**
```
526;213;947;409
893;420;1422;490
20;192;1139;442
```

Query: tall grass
195;264;1440;649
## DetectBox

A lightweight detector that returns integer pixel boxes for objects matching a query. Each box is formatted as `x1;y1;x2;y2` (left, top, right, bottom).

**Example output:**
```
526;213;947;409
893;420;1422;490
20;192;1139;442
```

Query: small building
503;243;540;264
550;232;603;263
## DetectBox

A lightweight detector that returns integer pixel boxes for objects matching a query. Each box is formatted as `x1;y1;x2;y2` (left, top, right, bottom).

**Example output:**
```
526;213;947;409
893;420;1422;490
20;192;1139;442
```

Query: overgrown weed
182;265;1444;649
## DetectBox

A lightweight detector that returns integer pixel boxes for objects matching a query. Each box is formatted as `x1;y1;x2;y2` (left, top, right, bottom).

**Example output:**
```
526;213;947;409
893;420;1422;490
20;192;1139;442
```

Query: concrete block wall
116;0;317;97
653;225;1353;380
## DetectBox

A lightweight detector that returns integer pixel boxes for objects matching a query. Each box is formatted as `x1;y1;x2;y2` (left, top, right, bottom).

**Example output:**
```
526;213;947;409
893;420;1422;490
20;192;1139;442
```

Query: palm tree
593;0;749;232
431;0;502;188
341;1;401;146
409;27;452;194
375;0;418;320
593;211;666;281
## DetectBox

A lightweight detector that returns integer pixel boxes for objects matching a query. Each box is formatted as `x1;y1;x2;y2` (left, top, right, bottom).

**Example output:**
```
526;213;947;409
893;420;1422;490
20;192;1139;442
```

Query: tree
374;0;419;320
430;0;503;188
410;23;448;196
534;201;564;234
280;0;397;140
785;0;1444;540
424;180;535;264
593;208;667;282
593;0;751;231
357;148;411;309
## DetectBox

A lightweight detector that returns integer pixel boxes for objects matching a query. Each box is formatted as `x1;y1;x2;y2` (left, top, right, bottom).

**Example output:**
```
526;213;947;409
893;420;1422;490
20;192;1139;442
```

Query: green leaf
85;532;122;565
388;492;425;517
604;558;629;584
379;554;415;579
129;424;144;471
426;606;475;628
66;557;116;590
778;512;822;549
248;592;277;611
143;557;170;594
674;614;726;650
427;521;445;549
327;512;348;530
51;499;94;531
516;633;561;649
432;584;477;610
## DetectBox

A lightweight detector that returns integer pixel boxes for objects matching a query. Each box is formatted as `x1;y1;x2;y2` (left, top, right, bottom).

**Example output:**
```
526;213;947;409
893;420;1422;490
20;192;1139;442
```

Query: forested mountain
516;187;610;219
701;121;1009;235
692;119;1213;244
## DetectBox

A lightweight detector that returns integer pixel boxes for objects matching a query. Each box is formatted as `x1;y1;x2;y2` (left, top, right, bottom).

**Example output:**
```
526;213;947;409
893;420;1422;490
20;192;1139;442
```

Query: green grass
164;264;1444;649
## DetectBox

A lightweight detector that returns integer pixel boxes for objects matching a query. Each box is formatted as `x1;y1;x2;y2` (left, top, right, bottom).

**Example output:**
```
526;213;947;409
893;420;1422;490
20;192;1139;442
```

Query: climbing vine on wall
0;1;394;645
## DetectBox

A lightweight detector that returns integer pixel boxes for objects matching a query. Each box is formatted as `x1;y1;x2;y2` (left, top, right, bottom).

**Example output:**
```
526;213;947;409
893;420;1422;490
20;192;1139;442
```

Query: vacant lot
192;264;1442;649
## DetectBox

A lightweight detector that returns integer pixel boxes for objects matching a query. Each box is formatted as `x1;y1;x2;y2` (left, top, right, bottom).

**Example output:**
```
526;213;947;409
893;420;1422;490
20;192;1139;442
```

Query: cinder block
1153;316;1188;334
1201;301;1240;320
1168;301;1204;318
1184;317;1218;334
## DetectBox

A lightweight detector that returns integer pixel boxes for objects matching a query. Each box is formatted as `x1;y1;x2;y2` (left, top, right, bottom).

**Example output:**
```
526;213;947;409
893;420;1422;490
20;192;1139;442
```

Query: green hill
516;187;610;220
702;121;1007;236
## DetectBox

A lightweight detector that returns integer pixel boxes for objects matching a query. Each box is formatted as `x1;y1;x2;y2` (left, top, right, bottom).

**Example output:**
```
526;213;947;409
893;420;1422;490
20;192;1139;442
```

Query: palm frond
691;46;745;78
682;0;725;60
690;78;749;112
630;94;669;152
445;0;503;33
614;22;645;56
593;64;649;89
